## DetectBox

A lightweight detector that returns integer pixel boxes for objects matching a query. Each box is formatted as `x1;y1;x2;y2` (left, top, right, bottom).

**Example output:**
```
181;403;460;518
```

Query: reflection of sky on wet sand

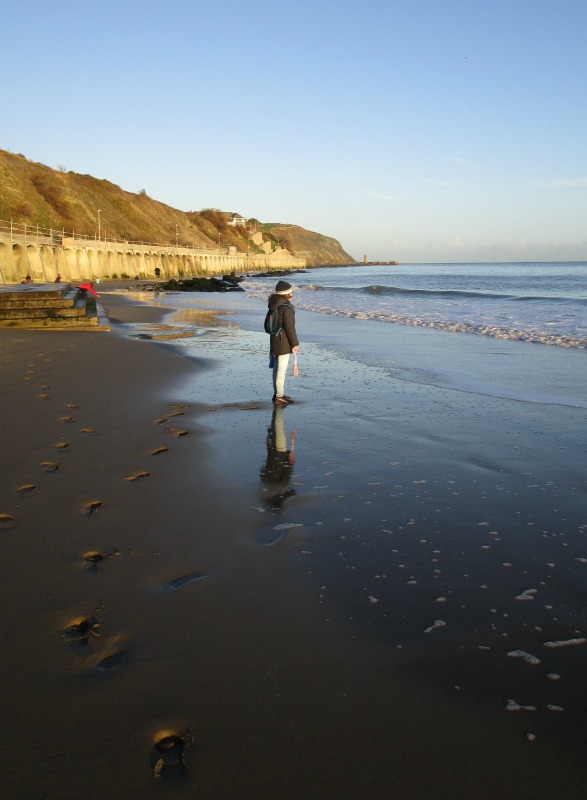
113;290;587;751
80;286;587;796
181;292;587;773
167;306;235;329
136;308;237;341
109;291;238;340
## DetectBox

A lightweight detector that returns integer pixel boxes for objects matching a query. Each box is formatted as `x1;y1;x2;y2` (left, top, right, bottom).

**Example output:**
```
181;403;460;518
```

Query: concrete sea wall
0;233;305;284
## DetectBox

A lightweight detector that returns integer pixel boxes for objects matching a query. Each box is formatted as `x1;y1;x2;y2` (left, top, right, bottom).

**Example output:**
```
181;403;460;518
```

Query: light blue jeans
272;353;290;398
274;406;287;451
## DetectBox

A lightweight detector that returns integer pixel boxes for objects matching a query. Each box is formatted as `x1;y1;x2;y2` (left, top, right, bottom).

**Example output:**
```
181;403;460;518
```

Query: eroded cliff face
0;150;356;266
263;224;356;266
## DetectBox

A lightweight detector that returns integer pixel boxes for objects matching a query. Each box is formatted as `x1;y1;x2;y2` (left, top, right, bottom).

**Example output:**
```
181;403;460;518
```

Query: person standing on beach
268;280;299;406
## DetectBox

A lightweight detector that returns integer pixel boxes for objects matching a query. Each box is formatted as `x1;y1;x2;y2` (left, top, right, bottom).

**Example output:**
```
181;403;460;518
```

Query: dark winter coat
268;294;299;356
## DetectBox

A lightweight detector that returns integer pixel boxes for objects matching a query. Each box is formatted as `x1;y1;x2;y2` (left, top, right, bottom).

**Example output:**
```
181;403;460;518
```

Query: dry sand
1;286;587;799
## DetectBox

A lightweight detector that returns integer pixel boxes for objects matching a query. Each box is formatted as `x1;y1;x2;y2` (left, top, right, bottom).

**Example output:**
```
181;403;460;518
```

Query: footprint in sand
17;484;36;494
253;527;287;546
162;571;208;592
80;427;97;435
96;647;126;671
65;403;78;409
153;409;185;424
91;635;129;671
151;730;190;780
64;615;101;645
54;441;69;450
82;500;103;515
41;461;60;472
253;522;303;546
124;471;151;482
150;447;169;456
83;551;105;571
83;549;121;566
0;513;15;529
166;428;189;437
61;416;75;423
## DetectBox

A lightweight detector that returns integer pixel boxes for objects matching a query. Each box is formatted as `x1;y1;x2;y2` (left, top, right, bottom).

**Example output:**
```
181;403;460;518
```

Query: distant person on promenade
267;280;299;406
21;275;33;284
55;273;61;283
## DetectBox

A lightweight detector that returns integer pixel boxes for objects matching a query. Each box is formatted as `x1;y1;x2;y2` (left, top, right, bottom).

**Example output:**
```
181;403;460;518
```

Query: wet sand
1;286;586;799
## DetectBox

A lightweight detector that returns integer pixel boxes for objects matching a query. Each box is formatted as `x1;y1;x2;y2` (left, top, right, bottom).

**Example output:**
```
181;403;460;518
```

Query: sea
147;261;587;411
237;261;587;410
243;261;587;349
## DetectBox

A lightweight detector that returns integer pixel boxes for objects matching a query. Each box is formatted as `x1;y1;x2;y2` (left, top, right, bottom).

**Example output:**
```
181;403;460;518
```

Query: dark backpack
264;302;290;336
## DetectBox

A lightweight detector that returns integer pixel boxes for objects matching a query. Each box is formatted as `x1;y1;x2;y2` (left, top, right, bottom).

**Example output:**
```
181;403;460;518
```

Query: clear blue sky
2;0;586;263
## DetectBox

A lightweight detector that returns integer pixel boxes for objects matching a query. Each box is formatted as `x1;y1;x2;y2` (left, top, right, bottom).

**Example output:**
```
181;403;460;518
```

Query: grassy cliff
0;150;356;266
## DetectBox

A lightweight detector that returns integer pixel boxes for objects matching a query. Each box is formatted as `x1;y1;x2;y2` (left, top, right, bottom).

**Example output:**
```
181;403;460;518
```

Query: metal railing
0;218;241;256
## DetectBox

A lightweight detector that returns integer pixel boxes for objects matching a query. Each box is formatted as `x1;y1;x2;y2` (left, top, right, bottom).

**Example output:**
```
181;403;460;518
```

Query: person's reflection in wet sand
259;406;297;511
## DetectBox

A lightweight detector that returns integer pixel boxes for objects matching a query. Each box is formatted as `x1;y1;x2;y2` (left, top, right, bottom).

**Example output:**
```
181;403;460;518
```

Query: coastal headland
0;149;356;286
1;285;586;799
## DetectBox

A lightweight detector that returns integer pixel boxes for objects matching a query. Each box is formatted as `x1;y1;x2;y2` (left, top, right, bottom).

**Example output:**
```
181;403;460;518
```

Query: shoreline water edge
1;269;586;799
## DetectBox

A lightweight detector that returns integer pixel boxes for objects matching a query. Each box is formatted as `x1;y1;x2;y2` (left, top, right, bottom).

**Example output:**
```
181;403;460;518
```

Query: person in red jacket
78;282;99;298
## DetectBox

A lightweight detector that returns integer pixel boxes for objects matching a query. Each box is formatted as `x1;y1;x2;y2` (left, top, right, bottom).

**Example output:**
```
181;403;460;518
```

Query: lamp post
175;224;179;247
97;210;102;241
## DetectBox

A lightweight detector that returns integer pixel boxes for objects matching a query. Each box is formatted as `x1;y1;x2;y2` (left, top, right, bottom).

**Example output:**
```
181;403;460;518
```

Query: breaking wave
244;273;587;349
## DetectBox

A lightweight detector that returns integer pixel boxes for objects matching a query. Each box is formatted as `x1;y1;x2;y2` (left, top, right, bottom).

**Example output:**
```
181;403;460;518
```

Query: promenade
0;219;305;284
